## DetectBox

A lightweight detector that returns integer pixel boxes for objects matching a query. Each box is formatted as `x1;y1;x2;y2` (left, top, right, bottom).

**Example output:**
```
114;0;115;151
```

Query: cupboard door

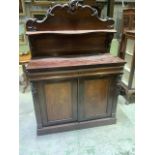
78;76;113;121
36;79;78;126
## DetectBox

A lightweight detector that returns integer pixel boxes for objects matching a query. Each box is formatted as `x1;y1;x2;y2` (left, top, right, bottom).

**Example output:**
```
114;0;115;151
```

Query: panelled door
35;78;78;126
78;75;114;121
32;75;116;126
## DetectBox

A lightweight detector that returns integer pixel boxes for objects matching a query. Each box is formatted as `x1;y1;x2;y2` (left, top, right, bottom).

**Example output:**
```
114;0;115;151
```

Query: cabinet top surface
26;53;125;71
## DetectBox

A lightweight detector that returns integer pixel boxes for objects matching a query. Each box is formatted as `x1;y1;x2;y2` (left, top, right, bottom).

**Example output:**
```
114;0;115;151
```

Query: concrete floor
19;85;135;155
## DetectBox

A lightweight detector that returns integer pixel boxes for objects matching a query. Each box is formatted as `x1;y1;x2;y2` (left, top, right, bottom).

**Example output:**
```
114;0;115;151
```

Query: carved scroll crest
68;0;79;12
26;0;115;31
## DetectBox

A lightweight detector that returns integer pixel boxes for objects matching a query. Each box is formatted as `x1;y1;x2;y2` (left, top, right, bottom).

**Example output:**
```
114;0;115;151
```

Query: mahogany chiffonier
25;0;125;135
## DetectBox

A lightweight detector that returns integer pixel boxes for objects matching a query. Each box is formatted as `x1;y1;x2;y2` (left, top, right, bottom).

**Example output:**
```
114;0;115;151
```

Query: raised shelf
26;30;117;35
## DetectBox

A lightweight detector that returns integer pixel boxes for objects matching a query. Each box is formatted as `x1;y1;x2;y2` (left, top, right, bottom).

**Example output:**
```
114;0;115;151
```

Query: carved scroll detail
26;0;115;31
68;0;79;12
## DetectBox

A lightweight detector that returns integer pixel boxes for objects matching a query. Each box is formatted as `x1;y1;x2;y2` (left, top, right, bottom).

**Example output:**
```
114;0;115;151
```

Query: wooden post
107;0;115;17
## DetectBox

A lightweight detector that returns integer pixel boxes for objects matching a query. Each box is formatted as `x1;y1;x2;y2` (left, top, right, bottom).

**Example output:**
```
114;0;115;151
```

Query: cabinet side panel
44;82;72;121
30;82;43;128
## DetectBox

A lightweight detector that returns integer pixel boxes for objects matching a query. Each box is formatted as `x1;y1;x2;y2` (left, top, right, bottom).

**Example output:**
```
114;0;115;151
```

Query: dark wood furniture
31;0;113;17
26;0;125;135
122;8;135;33
118;7;135;103
119;30;135;103
107;0;114;17
82;0;104;17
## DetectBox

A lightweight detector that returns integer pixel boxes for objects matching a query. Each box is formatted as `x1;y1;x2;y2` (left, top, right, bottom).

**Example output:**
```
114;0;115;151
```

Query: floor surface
19;86;135;155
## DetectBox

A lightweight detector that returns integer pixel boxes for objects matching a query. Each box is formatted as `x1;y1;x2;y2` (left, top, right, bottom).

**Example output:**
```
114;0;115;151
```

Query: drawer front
78;75;117;121
32;79;78;126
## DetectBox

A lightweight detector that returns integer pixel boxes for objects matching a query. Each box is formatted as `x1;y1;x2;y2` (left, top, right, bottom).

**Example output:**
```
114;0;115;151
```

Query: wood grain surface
45;82;72;121
27;53;125;70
